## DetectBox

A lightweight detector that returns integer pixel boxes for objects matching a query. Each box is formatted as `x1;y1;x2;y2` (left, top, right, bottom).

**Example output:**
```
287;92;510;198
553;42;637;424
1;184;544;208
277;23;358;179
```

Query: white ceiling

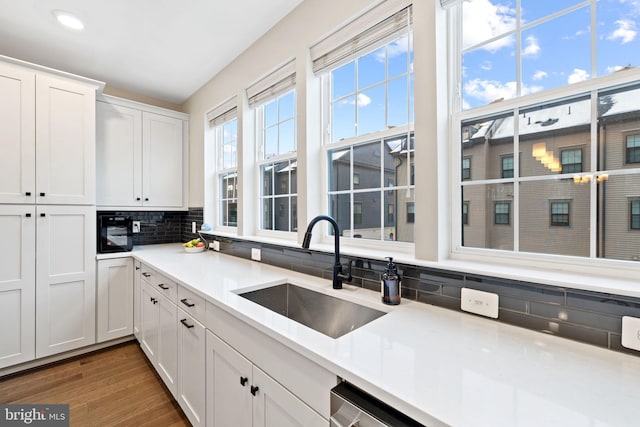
0;0;304;105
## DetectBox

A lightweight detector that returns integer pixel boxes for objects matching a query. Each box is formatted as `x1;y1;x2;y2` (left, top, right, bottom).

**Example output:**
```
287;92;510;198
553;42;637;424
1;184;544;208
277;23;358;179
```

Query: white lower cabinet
35;205;96;358
0;206;36;369
140;281;178;396
205;331;325;427
133;260;141;339
96;258;134;342
178;309;206;427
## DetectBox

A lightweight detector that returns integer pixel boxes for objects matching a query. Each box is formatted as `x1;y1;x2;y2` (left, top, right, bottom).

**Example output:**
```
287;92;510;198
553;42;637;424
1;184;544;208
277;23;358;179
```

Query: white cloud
522;35;540;57
480;61;492;71
462;0;516;52
607;19;637;44
375;34;411;63
357;93;371;107
606;65;626;73
568;68;590;84
532;70;548;81
464;79;543;104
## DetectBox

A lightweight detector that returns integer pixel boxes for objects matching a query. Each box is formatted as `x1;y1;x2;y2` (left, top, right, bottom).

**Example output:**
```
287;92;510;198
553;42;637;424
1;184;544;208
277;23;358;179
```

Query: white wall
182;0;447;260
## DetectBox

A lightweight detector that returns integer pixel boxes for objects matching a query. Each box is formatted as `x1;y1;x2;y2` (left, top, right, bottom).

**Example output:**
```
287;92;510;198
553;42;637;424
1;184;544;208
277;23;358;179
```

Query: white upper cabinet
0;60;98;206
96;96;189;210
0;62;35;204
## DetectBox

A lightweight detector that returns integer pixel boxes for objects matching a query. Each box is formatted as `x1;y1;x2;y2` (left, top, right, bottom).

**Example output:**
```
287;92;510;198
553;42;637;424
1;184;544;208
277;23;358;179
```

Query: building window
561;149;582;174
494;202;510;225
550;201;570;226
462;157;471;180
626;135;640;164
388;204;394;224
407;202;415;223
501;155;514;178
353;173;360;185
631;200;640;230
462;201;469;225
354;202;363;225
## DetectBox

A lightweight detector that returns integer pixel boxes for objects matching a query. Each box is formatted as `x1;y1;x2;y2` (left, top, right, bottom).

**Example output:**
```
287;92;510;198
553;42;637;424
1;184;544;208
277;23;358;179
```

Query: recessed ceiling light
53;10;84;31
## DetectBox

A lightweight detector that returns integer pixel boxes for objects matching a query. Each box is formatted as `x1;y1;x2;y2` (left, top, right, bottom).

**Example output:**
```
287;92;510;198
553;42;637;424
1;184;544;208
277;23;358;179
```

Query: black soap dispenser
381;257;401;305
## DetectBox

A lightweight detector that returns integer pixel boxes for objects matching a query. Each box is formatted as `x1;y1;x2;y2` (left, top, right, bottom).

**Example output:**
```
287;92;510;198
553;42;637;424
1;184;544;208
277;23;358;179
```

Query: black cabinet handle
142;272;151;277
145;198;149;201
240;377;248;387
25;192;31;196
180;298;195;308
150;297;157;304
136;197;141;201
135;266;140;271
26;213;31;217
39;192;45;197
180;318;194;329
40;213;46;217
250;385;259;396
158;283;170;290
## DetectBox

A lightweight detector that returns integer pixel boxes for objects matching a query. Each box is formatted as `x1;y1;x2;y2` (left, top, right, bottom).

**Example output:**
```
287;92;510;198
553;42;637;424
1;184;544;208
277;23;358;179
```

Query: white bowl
184;246;205;253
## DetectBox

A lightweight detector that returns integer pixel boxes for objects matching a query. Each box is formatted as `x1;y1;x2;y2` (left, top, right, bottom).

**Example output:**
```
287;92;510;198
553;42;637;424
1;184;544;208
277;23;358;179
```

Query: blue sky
462;0;640;109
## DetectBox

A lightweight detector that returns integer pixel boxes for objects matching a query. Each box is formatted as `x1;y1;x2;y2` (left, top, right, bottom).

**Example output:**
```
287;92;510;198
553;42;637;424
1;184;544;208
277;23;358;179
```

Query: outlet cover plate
461;288;499;319
132;221;141;233
211;240;220;251
251;248;261;261
622;316;640;351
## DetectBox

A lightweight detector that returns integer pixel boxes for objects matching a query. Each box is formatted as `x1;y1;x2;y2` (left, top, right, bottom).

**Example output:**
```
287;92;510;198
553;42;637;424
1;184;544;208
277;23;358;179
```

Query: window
454;0;640;262
631;200;640;230
501;155;513;178
561;149;582;174
462;201;469;225
626;135;640;164
218;119;238;227
318;3;414;243
550;201;570;227
407;202;415;223
250;60;297;233
354;202;363;225
494;202;510;225
462;157;471;180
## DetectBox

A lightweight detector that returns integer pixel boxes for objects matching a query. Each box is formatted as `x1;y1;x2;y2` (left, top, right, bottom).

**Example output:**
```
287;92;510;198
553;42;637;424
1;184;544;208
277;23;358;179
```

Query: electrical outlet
132;221;141;233
622;316;640;351
461;288;499;319
191;221;197;233
211;240;220;251
251;248;261;261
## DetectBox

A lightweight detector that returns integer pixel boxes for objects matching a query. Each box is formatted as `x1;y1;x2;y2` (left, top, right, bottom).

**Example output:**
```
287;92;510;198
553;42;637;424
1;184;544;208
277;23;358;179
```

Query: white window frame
449;0;640;280
215;117;239;232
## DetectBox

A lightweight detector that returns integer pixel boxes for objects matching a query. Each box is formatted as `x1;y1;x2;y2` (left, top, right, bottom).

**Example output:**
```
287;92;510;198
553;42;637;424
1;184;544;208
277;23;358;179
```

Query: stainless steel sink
238;283;386;339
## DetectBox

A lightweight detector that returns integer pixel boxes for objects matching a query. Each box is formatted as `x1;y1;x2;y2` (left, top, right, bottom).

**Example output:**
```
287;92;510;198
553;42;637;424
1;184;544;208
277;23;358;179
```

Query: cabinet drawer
178;285;205;322
140;264;177;303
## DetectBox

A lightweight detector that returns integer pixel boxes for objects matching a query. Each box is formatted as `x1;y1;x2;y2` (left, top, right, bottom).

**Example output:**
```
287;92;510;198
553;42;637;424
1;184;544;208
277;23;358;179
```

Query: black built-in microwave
97;214;133;253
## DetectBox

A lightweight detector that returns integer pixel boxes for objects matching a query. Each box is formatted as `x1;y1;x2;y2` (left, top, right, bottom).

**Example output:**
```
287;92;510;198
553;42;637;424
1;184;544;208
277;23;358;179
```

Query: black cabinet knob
240;377;248;387
250;385;259;396
144;198;149;201
136;197;141;201
39;192;45;197
40;213;46;217
26;213;31;217
135;266;140;270
25;192;31;196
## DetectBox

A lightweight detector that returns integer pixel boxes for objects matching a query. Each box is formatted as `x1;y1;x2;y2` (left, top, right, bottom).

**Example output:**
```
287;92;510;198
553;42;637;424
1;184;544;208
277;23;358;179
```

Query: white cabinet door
133;260;141;339
252;367;326;427
96;102;143;206
142;112;184;208
140;282;158;361
35;75;95;205
178;309;206;427
157;290;178;397
0;206;36;368
96;258;134;343
206;331;253;427
35;205;96;358
0;63;35;204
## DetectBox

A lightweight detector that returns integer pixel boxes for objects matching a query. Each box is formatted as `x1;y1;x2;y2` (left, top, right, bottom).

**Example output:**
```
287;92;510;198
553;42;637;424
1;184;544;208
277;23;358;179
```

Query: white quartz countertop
132;244;640;427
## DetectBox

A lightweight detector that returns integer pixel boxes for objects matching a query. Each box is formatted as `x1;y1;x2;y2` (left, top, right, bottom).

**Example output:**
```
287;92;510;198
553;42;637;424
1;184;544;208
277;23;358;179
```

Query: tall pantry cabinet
0;58;101;369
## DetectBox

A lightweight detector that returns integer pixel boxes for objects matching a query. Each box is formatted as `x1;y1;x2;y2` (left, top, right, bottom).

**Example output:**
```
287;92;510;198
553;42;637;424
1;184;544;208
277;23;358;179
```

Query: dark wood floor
0;341;191;427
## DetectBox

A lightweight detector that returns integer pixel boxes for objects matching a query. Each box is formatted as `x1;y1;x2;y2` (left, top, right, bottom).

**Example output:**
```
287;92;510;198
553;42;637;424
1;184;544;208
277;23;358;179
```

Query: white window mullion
590;89;598;258
513;109;520;252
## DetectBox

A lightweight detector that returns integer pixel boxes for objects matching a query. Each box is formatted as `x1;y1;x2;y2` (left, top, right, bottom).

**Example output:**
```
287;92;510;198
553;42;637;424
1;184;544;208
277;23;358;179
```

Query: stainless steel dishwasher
330;381;426;427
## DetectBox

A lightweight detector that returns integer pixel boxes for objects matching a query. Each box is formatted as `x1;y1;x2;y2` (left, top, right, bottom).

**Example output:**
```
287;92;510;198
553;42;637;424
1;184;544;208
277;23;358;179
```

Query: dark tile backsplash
100;210;186;245
160;208;640;356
